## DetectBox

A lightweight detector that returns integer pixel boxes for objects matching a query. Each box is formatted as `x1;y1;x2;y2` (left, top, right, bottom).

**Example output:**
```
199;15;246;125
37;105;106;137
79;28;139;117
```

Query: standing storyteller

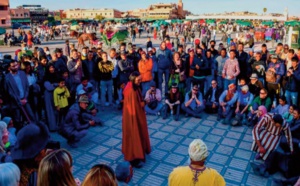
122;71;151;168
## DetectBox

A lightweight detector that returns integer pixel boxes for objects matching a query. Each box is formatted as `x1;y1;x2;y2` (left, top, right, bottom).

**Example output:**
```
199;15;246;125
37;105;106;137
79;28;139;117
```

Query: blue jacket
156;48;172;70
284;65;300;92
5;71;29;107
191;55;207;77
62;104;90;138
219;90;239;107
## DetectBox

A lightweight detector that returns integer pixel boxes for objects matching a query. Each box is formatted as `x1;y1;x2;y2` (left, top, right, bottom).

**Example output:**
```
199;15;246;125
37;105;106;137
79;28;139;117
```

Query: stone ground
51;108;281;186
0;30;282;185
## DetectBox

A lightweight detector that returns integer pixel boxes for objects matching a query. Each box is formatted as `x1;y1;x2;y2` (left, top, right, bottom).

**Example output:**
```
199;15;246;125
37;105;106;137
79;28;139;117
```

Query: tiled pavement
51;107;282;186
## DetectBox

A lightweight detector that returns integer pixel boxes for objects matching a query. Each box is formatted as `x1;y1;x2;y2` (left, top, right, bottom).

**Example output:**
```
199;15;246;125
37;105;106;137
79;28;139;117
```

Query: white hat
241;85;249;92
188;139;208;162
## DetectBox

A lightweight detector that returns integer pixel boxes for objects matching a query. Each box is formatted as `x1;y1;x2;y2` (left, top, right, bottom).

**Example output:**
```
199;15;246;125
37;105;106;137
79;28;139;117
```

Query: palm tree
263;8;267;15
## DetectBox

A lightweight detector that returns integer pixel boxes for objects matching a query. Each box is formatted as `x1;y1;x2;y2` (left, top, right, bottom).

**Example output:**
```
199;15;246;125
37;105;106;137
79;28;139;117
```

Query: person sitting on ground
163;83;181;121
203;80;222;114
234;85;254;125
181;85;205;119
283;105;297;123
81;164;118;186
248;73;264;97
1;117;17;147
248;88;272;125
217;83;239;125
168;139;226;186
271;95;289;115
251;114;293;161
37;149;80;186
61;95;96;148
115;161;133;186
144;81;163;115
0;121;11;163
0;163;20;186
251;114;297;179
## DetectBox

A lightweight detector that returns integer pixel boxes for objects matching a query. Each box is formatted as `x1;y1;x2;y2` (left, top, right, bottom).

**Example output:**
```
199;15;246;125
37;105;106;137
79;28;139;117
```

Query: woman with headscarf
27;31;33;48
43;64;59;131
169;139;226;186
122;72;151;168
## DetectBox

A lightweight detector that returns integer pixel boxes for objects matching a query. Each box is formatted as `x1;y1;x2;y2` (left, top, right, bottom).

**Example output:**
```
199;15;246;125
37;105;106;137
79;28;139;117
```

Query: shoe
255;153;262;160
185;113;189;117
67;141;78;148
194;114;201;119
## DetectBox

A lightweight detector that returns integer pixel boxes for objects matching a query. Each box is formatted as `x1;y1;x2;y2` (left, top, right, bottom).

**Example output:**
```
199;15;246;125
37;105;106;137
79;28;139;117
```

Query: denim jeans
205;75;213;93
163;103;180;120
158;68;170;95
285;90;298;106
217;76;224;91
224;79;236;90
100;79;113;105
186;77;193;92
145;102;163;115
141;81;151;97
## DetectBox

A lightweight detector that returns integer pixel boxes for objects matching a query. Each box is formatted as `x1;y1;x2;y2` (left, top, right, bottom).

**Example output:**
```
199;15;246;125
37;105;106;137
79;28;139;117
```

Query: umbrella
262;21;274;27
206;19;215;24
0;27;6;35
284;21;300;26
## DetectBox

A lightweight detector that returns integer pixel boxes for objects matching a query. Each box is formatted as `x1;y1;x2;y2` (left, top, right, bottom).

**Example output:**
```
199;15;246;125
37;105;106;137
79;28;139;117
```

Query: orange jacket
138;58;153;82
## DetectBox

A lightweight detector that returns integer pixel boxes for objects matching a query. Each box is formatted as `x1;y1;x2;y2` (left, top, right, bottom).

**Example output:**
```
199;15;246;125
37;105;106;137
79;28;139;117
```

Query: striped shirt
251;113;293;160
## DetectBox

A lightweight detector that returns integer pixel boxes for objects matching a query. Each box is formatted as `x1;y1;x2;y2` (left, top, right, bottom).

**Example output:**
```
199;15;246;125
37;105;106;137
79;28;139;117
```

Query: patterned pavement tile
216;145;234;156
164;153;186;166
51;105;276;186
224;168;245;183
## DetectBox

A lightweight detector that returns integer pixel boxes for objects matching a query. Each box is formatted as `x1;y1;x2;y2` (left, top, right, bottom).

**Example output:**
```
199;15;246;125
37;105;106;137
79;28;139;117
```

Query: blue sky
9;0;299;16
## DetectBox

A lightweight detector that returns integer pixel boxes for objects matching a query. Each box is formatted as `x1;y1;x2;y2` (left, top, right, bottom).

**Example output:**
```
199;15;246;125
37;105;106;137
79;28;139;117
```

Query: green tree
95;15;105;21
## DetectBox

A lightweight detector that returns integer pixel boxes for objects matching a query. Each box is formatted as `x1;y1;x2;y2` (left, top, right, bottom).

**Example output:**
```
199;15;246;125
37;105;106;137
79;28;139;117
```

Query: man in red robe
122;71;151;168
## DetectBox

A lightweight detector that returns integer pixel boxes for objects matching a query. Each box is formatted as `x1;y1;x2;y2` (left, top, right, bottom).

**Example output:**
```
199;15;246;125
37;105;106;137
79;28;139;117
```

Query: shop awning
11;18;31;23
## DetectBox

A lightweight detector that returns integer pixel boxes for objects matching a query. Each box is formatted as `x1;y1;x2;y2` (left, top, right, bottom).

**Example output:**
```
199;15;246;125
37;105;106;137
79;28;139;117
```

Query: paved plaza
0;31;281;185
51;107;280;186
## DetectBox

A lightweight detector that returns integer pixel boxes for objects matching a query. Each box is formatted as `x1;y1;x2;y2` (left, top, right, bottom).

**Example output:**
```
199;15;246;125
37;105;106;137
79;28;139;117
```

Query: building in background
123;0;186;19
21;5;49;24
64;8;122;19
10;7;30;24
0;0;11;27
187;9;289;21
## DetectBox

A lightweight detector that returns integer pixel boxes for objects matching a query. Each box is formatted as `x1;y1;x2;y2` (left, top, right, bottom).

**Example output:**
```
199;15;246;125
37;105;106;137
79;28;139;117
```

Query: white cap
188;139;208;162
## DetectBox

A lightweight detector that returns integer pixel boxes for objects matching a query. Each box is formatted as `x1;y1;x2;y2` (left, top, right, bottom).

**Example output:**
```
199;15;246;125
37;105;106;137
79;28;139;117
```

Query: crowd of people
0;20;300;185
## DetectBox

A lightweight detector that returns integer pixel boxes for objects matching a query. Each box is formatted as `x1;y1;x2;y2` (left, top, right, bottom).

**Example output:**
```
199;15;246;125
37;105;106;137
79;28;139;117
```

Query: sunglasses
260;92;266;95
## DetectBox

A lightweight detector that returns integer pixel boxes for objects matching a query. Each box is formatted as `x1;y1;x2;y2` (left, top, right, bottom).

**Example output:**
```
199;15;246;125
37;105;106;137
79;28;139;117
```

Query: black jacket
204;87;222;102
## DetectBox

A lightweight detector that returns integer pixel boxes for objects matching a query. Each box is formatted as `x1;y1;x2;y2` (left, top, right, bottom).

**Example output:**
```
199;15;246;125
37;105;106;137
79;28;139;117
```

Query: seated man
217;83;239;125
203;80;222;113
163;83;181;121
169;139;226;186
248;88;272;125
251;114;294;178
235;85;254;125
248;73;264;98
75;90;103;126
181;85;205;119
144;81;163;115
76;77;98;104
271;95;289;116
62;95;96;148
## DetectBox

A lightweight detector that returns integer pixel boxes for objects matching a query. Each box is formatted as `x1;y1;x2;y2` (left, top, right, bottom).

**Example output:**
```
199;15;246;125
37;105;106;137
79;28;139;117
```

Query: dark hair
278;95;286;102
261;44;267;47
288;49;295;54
221;48;227;53
81;76;88;82
210;40;216;44
277;43;283;47
230;49;236;53
292;57;299;62
58;78;65;83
